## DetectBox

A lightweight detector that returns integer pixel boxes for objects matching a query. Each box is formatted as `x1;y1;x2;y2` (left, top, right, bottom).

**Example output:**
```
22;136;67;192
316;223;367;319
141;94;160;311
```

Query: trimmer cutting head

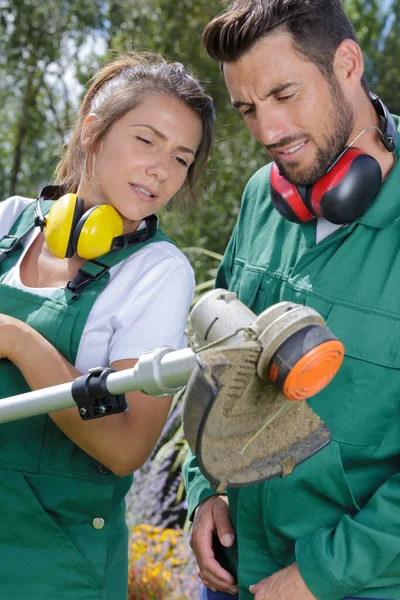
182;290;343;490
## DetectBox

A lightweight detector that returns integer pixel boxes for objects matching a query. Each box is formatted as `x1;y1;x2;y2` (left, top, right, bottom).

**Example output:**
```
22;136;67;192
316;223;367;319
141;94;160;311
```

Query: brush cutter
0;288;344;490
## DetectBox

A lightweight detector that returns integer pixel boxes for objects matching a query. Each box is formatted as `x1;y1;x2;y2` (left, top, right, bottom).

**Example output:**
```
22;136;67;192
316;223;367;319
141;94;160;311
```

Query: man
183;1;400;600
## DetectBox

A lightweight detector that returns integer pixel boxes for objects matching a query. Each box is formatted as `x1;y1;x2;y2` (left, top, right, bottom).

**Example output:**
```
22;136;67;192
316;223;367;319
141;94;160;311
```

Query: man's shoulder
242;163;273;206
233;163;277;239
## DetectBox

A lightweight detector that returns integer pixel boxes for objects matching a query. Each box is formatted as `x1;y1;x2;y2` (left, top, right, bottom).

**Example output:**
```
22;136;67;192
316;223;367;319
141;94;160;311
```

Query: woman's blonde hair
55;52;215;203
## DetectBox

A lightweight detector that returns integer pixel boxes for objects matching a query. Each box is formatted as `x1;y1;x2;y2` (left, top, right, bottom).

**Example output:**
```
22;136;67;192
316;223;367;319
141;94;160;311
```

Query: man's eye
242;107;255;117
277;94;294;102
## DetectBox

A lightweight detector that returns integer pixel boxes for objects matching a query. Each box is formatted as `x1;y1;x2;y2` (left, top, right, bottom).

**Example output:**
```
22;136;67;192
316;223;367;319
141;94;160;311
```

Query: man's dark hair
202;0;369;91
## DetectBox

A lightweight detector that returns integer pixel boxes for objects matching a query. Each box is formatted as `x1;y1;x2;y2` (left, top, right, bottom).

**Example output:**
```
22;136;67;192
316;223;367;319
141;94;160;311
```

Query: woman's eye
136;136;153;145
175;156;188;167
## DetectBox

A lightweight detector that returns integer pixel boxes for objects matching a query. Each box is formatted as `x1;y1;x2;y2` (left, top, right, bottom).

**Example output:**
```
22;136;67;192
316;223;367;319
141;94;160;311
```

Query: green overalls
184;118;400;599
0;200;170;600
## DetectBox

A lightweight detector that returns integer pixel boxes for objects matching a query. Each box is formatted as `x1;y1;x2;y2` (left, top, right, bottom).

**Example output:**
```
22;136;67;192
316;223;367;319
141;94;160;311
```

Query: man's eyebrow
133;124;196;156
232;83;296;110
232;100;252;111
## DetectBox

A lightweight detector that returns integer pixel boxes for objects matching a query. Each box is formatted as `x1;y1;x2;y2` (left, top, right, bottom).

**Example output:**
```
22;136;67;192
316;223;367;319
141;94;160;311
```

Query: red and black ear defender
270;93;398;225
35;186;158;260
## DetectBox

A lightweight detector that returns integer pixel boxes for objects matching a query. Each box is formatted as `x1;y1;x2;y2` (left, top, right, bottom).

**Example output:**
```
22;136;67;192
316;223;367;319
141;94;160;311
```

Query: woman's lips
129;183;158;202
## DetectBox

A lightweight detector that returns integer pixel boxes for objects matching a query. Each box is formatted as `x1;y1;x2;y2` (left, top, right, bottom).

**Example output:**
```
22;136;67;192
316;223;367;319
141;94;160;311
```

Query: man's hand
249;562;317;600
190;495;238;595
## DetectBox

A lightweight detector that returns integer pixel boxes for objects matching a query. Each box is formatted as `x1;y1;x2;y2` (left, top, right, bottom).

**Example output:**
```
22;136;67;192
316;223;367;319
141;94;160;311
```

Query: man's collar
357;114;400;229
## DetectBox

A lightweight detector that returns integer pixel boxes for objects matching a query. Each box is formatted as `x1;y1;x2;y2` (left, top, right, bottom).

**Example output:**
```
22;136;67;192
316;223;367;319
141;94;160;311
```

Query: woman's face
80;94;203;227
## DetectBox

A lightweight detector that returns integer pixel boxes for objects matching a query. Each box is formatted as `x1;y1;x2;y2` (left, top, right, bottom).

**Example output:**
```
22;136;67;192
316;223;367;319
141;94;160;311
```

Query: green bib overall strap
64;226;171;300
53;228;171;359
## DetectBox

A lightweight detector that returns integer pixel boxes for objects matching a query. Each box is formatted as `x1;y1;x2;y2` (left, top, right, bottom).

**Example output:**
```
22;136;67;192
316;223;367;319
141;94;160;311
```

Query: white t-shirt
0;196;195;373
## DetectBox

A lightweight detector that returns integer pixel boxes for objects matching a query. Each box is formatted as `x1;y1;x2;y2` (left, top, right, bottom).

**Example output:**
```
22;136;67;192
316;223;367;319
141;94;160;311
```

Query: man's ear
333;39;364;91
81;113;98;150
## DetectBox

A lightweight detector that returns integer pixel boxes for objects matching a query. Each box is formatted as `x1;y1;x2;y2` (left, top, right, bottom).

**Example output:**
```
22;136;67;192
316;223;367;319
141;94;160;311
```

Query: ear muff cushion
270;163;315;223
311;149;382;224
45;194;84;258
73;204;124;260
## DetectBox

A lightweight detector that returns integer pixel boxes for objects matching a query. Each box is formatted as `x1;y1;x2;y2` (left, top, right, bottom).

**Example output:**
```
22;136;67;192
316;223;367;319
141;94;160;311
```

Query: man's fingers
198;554;236;583
201;570;238;596
212;496;236;546
202;580;218;593
190;496;238;592
192;523;237;589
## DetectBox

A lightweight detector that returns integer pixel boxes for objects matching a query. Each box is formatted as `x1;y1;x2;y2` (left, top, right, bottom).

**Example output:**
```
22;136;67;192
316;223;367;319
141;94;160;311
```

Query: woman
0;52;215;599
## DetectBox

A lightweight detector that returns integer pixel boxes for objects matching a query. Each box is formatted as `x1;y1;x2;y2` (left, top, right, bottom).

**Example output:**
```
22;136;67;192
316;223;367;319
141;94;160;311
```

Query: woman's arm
0;314;172;476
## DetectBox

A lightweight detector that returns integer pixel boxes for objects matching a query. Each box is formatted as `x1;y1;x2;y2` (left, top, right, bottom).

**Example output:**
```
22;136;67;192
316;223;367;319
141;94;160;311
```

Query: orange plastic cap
281;340;344;401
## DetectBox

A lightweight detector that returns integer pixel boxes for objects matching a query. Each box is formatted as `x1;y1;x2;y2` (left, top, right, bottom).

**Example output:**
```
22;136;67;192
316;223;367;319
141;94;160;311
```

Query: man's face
224;31;355;186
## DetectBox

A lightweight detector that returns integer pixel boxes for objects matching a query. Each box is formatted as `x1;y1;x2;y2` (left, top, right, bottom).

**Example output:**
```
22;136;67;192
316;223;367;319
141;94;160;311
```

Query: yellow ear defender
44;194;123;260
35;186;159;260
42;193;124;260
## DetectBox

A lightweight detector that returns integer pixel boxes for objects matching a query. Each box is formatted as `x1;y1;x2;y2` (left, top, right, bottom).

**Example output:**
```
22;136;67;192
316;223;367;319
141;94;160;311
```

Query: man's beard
275;77;355;187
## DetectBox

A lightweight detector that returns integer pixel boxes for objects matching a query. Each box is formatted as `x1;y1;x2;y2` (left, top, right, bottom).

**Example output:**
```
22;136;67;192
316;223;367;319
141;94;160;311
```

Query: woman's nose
146;154;171;183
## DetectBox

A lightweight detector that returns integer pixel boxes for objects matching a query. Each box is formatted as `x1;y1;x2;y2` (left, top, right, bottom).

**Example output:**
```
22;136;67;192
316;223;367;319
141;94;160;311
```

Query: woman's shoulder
108;240;194;302
0;196;35;237
147;239;193;268
119;239;194;277
1;195;34;210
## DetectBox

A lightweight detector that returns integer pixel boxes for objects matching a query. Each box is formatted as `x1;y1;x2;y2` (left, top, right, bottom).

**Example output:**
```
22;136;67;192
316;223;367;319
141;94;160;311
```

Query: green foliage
344;0;400;113
0;0;104;198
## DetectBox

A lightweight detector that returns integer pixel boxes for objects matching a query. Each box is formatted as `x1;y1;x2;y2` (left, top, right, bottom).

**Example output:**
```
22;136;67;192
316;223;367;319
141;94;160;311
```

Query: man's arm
182;450;238;593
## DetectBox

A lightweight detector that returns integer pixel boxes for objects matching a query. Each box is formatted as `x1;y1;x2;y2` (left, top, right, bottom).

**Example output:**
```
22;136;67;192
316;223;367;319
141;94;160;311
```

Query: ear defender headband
270;93;398;225
35;189;158;260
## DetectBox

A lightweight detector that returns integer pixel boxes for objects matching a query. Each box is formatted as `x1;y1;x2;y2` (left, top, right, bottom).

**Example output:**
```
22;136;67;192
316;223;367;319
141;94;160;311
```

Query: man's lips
268;140;309;161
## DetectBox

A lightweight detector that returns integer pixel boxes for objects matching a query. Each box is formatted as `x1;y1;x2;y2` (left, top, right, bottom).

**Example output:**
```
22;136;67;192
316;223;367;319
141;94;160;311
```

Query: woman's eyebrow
133;124;196;156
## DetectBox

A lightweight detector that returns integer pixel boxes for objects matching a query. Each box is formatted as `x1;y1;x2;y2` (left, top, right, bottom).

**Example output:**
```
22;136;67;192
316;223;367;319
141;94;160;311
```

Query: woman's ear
81;113;98;151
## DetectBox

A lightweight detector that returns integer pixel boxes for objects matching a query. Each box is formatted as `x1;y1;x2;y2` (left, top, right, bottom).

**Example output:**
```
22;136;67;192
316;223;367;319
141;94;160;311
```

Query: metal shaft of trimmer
0;347;197;424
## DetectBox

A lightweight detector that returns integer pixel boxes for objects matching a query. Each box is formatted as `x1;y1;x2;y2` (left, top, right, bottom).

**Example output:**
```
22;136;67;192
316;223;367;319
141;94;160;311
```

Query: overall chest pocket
308;303;400;446
231;266;265;314
231;263;285;316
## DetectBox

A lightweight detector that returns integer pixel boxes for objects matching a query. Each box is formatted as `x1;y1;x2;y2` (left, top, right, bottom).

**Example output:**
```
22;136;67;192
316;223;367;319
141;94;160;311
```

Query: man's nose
256;106;291;147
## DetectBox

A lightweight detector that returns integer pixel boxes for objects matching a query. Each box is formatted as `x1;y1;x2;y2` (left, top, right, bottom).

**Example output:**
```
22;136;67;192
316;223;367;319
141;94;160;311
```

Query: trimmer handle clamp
71;366;128;420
